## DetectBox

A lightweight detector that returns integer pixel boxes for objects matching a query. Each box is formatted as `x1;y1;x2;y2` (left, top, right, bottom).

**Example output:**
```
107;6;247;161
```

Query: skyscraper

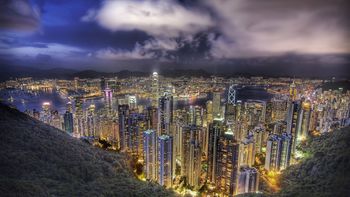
143;129;157;181
158;93;173;135
295;100;312;148
207;120;223;183
157;135;173;188
63;111;74;134
151;72;159;107
237;166;259;194
213;92;221;119
215;133;240;196
265;133;292;171
180;125;202;188
118;104;129;151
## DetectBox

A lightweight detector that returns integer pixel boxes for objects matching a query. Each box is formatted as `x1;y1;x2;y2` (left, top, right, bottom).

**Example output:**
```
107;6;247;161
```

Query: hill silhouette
0;103;175;197
278;126;350;197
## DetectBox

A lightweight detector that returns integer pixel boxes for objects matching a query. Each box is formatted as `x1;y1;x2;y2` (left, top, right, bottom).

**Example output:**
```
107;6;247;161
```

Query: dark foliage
278;127;350;197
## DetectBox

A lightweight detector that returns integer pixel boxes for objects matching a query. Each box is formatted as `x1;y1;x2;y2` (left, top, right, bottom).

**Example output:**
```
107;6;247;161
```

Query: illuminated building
118;104;129;151
157;135;173;188
244;100;266;131
86;104;96;137
127;95;137;110
151;72;159;107
143;129;157;181
295;100;312;147
126;113;142;156
206;101;213;124
237;166;259;194
239;135;255;167
215;132;240;196
289;80;297;101
180;125;202;188
207;120;223;183
213;92;221;119
158;93;173;135
271;98;288;122
146;106;158;130
227;85;237;105
41;102;51;124
64;111;74;134
74;98;84;137
265;133;292;171
286;100;301;154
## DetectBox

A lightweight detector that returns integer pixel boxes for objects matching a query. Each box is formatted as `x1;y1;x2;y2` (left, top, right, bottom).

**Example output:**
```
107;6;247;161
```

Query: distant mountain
278;127;350;197
0;103;175;196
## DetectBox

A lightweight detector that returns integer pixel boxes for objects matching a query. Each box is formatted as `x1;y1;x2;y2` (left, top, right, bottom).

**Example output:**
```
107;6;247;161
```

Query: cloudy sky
0;0;349;76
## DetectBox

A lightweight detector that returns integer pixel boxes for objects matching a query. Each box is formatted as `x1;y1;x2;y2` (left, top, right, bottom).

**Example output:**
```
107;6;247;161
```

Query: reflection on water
0;87;272;113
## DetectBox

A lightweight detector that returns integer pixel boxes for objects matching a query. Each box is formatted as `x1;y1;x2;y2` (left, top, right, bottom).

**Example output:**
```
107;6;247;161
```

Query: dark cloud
0;0;40;31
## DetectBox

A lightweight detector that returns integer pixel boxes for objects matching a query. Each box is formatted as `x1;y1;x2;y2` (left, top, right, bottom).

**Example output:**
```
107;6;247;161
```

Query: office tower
74;77;79;91
271;98;288;122
41;102;51;124
158;93;173;135
157;135;173;188
146;106;158;130
237;166;259;194
213;92;221;119
206;101;213;124
180;125;202;188
295;100;312;147
66;101;73;113
126;113;141;156
118;104;129;151
239;135;255;167
252;126;264;154
104;85;113;113
143;129;157;181
127;95;137;110
227;85;237;105
289;80;297;101
64;111;74;134
215;133;239;196
86;104;96;137
244;100;266;130
265;133;292;171
286;100;301;154
151;72;159;107
189;105;203;126
74;98;84;137
207;120;223;183
272;121;287;135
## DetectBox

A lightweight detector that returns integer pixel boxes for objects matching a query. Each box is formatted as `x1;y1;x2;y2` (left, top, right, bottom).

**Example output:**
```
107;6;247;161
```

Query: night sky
0;0;349;77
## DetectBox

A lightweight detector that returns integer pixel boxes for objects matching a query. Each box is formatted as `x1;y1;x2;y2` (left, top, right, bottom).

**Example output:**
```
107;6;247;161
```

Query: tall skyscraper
265;133;292;171
239;135;256;167
118;104;129;151
227;85;237;105
143;129;157;181
295;100;312;148
289;80;297;101
180;125;202;188
157;135;173;188
207;120;223;183
215;133;240;196
158;93;173;135
286;100;301;154
64;111;74;134
237;166;259;194
151;72;159;107
213;92;221;119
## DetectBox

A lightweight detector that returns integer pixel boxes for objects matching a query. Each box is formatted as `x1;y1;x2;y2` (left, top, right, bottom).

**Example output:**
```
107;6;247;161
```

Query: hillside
0;103;175;197
278;127;350;197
